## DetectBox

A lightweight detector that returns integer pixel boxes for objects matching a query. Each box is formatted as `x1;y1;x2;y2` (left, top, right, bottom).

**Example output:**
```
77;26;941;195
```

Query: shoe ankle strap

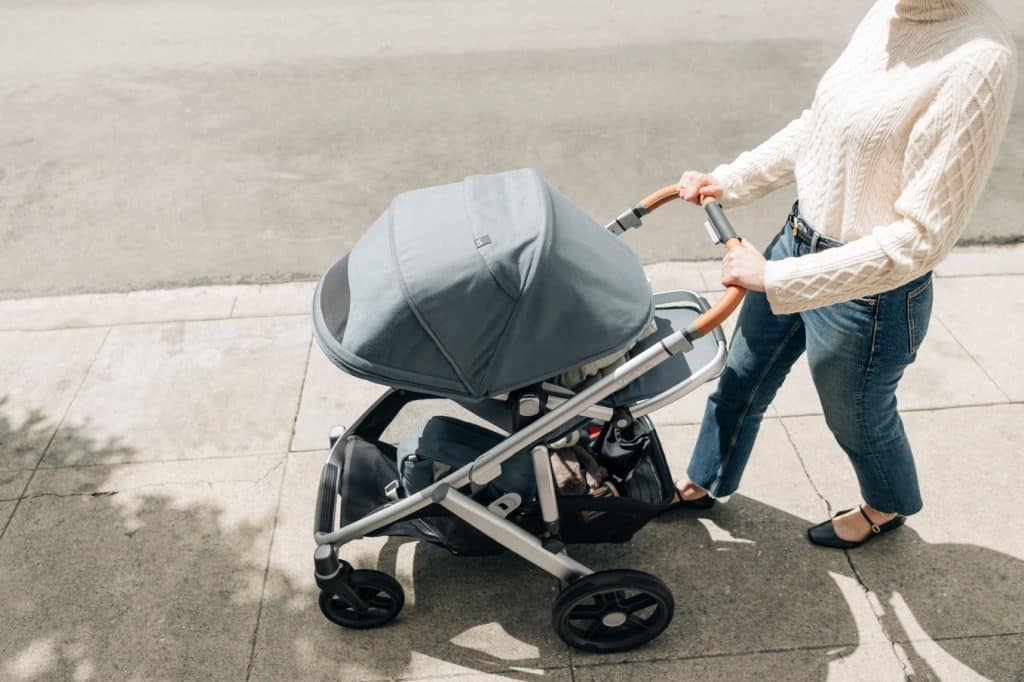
858;505;882;534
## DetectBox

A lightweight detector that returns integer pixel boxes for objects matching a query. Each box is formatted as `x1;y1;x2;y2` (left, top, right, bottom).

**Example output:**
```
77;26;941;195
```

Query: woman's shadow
362;493;1023;680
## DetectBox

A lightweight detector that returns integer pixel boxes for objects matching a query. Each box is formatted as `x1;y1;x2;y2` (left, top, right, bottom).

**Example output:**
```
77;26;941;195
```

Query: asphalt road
1;1;1022;298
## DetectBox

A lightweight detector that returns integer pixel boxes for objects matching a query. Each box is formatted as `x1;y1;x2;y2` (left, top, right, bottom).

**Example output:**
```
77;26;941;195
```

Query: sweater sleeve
711;109;810;208
763;47;1017;315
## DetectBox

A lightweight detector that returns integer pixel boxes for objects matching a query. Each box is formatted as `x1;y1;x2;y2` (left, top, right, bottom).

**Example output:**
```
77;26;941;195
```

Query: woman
670;0;1017;548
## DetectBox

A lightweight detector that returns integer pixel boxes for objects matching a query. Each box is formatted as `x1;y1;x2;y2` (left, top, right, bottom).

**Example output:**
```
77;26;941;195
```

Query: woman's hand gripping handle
613;184;746;339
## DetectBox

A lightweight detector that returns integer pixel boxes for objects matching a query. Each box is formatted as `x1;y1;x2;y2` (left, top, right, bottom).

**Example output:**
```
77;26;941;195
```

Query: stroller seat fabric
602;303;720;407
338;433;507;556
398;416;535;501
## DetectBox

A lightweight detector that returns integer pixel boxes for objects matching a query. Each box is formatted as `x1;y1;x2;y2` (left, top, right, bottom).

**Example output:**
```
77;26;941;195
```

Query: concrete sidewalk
1;247;1022;680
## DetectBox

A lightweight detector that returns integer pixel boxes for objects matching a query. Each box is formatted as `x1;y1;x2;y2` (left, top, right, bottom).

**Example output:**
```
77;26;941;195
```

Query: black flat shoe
807;505;905;549
662;488;715;513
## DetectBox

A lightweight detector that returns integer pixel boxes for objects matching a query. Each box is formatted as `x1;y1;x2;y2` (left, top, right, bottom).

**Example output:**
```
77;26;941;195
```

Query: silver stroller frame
312;188;746;651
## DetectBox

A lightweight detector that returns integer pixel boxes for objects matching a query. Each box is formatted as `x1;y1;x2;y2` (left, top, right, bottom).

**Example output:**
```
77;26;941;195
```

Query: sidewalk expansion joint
0;327;111;544
935;270;1024;279
246;336;312;681
777;399;1020;421
778;418;833;516
34;449;292;472
778;419;911;676
933;315;1013;403
899;630;1024;643
569;641;864;670
0;311;309;334
245;453;290;681
9;459;285;501
395;664;575;681
287;336;314;453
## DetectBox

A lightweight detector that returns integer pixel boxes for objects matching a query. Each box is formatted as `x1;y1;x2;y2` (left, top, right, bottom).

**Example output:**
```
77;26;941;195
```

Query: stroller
311;168;745;652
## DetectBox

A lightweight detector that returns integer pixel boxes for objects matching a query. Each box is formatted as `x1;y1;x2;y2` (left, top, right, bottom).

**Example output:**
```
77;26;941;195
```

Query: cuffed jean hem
683;463;732;500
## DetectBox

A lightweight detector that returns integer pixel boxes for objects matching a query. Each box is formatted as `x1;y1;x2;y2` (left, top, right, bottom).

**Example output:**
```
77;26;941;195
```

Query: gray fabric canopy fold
313;168;654;399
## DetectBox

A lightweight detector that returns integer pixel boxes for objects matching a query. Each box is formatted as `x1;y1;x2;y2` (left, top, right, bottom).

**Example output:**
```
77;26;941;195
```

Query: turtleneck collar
894;0;975;22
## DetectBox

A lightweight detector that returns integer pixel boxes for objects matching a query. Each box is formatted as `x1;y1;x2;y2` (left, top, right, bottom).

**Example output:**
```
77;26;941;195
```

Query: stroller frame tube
436;485;592;581
316;326;712;558
531;445;560;525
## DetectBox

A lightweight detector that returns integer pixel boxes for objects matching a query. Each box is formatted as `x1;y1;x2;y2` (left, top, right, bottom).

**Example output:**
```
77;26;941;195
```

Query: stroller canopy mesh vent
313;168;654;399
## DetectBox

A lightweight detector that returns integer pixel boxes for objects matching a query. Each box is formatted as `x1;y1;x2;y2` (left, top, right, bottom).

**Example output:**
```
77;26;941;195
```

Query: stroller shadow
359;493;1023;680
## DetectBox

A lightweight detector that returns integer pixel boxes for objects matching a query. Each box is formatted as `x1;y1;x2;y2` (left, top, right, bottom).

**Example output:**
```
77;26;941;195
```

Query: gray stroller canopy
313;168;654;399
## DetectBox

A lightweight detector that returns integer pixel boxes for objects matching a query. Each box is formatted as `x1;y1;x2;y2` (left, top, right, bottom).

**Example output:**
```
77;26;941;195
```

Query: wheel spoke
355;588;391;611
567;602;605;621
585;620;608;640
625;613;649;632
336;587;371;614
621;593;658;614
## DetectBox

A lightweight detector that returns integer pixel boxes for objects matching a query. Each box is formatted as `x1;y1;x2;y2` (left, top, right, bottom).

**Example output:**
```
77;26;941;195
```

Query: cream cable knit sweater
711;0;1017;314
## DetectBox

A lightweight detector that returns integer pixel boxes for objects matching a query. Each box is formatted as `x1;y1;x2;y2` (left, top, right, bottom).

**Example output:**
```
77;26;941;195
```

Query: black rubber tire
319;569;405;629
552;569;674;653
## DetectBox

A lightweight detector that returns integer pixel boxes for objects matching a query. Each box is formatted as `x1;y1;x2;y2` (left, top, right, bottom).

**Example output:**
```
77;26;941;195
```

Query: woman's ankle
675;479;709;501
861;503;898;523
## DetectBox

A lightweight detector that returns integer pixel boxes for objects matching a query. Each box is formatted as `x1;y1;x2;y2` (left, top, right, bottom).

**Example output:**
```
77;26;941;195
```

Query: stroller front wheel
552;569;674;653
319;569;405;629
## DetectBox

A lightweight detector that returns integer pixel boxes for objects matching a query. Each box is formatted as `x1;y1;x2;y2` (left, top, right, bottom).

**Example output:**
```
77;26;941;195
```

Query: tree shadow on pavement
1;399;1021;680
0;400;281;680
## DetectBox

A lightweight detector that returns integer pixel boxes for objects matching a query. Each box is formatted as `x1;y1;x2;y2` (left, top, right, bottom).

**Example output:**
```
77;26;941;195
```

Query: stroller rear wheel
319;569;405;629
552;569;674;653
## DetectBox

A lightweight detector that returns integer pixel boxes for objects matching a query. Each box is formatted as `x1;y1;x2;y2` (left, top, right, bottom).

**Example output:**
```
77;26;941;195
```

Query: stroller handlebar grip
631;185;747;339
689;243;745;339
638;185;681;213
702;199;738;243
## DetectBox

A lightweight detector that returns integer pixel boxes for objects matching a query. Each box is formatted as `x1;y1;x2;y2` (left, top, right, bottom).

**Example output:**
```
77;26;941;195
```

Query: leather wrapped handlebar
638;185;747;339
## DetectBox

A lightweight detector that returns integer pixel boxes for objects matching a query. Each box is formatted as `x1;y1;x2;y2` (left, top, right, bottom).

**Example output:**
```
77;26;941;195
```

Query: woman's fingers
677;171;700;203
677;171;719;205
698;183;724;201
721;238;767;292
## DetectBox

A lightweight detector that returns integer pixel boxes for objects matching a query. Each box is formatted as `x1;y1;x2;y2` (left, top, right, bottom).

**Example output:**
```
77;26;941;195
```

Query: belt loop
809;232;820;252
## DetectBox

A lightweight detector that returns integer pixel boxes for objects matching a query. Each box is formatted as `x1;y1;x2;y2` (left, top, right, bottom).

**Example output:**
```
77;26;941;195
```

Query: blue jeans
687;211;934;515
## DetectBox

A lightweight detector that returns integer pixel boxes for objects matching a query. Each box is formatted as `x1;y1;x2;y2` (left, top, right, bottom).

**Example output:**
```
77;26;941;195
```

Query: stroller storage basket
328;415;674;556
556;421;675;544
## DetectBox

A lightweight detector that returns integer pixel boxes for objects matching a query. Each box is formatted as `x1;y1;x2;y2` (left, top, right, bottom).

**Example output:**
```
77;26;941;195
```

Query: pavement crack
840;541;915;677
779;419;911;675
0;327;111;544
778;418;833;515
569;641;864;670
286;335;314;453
16;458;286;501
245;453;290;681
777;399;1021;420
13;490;120;500
933;315;1012;402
